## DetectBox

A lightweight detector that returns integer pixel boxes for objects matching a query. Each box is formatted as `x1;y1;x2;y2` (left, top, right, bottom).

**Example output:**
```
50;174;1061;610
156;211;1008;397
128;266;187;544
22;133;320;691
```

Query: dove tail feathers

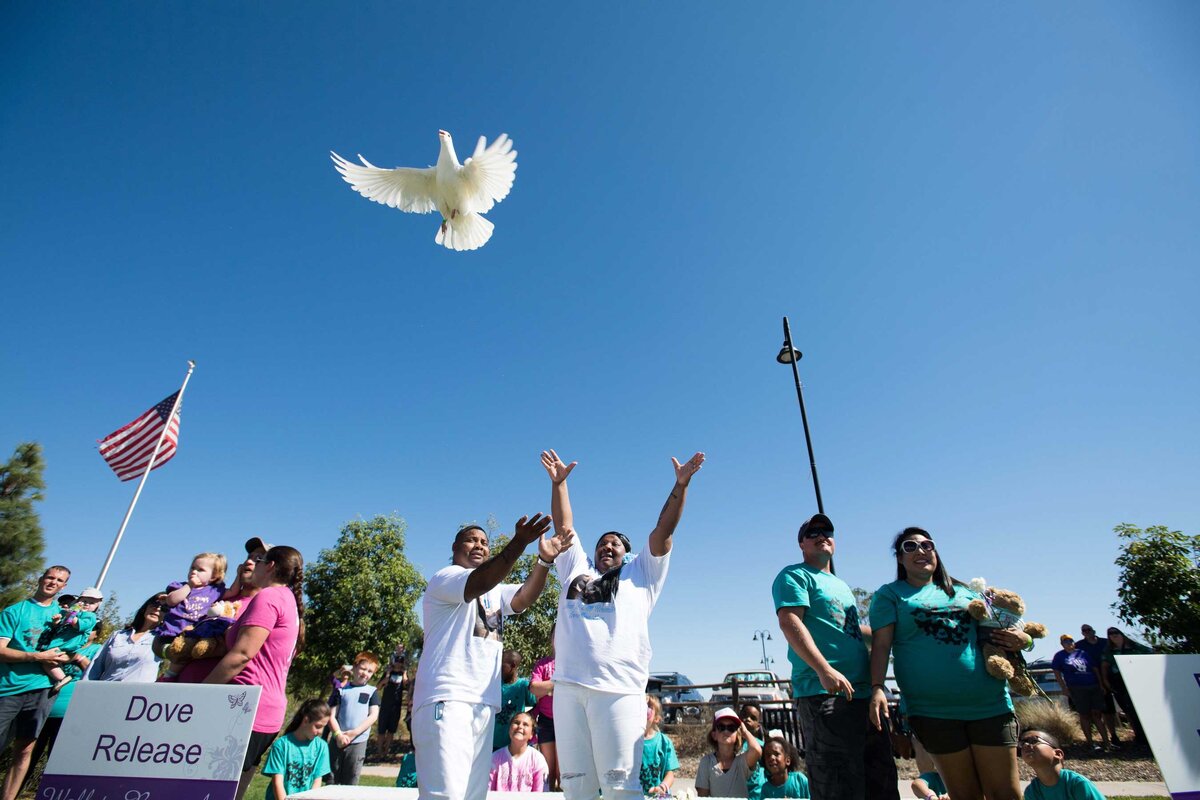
435;212;494;251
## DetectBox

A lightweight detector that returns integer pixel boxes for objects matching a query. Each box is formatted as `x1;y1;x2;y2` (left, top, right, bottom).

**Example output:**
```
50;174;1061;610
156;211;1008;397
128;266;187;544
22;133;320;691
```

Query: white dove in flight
331;130;517;252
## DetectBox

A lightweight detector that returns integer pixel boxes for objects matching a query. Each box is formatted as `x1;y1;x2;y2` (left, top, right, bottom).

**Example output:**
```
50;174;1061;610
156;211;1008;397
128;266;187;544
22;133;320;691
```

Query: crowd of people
0;448;1154;800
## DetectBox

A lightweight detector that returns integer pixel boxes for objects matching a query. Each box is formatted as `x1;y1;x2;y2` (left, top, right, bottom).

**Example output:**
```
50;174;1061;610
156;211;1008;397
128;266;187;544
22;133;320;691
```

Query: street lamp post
752;629;773;670
776;316;825;515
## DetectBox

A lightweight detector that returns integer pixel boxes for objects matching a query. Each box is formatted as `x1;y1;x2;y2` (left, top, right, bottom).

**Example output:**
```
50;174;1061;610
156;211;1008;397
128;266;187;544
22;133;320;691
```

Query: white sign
40;681;261;800
1116;653;1200;800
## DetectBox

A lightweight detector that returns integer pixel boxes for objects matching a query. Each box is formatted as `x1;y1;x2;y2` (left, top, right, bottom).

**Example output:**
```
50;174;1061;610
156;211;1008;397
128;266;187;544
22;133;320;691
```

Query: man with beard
540;448;705;800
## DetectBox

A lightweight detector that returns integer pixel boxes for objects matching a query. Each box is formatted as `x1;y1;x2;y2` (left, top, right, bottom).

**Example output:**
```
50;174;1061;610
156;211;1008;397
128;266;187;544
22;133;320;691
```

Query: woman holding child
868;527;1030;800
205;544;306;800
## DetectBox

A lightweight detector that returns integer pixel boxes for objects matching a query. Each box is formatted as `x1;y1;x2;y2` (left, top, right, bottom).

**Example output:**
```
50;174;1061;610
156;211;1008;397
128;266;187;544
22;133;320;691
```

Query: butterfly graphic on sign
228;691;246;710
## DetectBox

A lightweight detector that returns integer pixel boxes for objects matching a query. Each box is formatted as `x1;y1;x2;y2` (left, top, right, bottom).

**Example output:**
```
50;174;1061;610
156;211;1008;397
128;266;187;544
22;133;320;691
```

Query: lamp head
776;343;802;364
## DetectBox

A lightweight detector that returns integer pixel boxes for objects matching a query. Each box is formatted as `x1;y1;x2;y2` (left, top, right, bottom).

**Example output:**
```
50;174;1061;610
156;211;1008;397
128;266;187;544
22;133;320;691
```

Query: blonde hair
193;553;227;583
646;694;663;729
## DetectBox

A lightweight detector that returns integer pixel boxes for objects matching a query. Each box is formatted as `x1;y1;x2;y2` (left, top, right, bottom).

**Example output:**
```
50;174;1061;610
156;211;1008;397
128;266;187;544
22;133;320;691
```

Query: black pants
797;695;899;800
1108;674;1147;743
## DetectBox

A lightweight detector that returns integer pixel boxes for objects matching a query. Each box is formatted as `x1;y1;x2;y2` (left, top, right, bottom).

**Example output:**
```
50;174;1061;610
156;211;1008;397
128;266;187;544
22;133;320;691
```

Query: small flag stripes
98;392;182;481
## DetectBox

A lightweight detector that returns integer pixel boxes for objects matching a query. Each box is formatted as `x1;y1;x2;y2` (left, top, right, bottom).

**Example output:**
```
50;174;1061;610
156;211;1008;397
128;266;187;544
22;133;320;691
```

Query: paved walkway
361;767;1169;796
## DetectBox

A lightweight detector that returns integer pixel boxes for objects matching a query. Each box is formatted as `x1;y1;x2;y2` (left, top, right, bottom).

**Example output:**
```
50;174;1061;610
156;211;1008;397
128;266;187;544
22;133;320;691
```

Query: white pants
412;700;495;800
554;682;646;800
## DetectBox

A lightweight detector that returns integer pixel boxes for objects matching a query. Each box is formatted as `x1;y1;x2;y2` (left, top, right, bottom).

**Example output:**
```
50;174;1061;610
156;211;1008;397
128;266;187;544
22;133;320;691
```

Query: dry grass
1014;698;1083;745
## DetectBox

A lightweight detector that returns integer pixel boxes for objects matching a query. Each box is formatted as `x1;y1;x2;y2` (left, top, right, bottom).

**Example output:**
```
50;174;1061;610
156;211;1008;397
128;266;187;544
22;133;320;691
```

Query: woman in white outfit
540;448;705;800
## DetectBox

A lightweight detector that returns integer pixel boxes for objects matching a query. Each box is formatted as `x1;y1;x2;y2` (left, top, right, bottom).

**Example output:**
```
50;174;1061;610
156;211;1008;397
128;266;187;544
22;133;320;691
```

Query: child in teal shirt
752;737;810;799
262;700;332;800
640;695;680;795
1020;730;1105;800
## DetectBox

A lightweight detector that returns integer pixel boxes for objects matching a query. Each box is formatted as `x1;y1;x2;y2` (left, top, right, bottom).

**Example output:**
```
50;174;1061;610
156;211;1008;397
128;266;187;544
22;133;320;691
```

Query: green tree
293;515;426;694
489;533;560;670
97;591;123;636
1112;523;1200;652
0;443;47;608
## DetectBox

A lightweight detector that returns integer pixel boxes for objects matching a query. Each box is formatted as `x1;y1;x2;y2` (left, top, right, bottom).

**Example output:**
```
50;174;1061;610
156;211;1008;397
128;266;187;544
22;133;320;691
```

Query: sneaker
1108;741;1121;751
50;675;73;696
1091;744;1103;752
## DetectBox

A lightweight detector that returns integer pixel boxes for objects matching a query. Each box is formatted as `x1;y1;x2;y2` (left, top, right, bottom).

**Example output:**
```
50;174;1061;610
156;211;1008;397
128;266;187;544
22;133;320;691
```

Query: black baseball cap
797;514;835;543
245;536;273;554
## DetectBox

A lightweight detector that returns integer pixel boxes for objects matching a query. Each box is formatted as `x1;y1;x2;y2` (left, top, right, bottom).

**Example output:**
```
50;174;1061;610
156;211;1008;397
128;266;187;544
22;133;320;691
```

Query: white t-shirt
553;534;670;693
413;565;521;711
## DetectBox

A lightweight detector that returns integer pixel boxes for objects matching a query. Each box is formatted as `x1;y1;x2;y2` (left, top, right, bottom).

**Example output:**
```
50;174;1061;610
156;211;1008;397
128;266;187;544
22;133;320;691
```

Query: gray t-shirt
696;751;753;798
331;683;381;744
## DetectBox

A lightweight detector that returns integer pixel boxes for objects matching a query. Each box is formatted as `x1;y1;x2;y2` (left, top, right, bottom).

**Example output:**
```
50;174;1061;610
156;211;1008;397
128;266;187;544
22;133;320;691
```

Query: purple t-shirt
152;582;226;638
224;585;298;733
1052;648;1098;687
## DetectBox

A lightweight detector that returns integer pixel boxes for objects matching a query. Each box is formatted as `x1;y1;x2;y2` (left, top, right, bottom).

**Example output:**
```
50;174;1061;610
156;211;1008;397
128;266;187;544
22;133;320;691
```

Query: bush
1015;699;1082;744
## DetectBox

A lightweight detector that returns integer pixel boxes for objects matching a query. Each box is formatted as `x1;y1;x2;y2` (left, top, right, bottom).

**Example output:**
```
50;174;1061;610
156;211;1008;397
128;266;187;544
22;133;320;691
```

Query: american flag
98;392;182;481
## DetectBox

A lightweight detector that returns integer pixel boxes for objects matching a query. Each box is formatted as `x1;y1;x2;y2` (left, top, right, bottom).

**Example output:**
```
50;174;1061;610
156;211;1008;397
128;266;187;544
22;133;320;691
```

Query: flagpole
95;360;196;590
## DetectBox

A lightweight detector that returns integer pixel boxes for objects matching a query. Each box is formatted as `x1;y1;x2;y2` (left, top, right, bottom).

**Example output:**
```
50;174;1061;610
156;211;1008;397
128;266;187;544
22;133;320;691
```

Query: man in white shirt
412;513;572;800
540;448;705;800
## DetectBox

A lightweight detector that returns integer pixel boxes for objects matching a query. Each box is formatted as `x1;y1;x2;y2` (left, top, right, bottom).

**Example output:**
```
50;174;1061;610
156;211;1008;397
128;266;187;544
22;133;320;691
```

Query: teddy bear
165;599;241;664
966;578;1047;696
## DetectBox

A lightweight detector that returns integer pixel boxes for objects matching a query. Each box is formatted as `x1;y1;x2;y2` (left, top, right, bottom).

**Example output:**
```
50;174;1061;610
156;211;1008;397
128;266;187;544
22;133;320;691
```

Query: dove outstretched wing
458;134;518;214
331;152;438;214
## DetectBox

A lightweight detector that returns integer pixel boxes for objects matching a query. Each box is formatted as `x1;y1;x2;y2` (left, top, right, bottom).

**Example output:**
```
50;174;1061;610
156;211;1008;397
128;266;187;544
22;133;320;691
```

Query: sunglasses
714;723;740;733
1018;735;1052;751
900;540;936;554
802;530;834;540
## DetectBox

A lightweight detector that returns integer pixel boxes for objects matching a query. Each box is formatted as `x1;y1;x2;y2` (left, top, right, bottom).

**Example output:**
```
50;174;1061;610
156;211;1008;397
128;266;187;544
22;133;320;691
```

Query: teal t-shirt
753;771;810;799
1024;769;1106;800
41;610;97;652
869;581;1011;720
395;752;418;788
261;733;330;799
918;771;947;797
639;730;681;792
772;563;869;698
0;599;61;696
49;642;103;718
493;678;536;750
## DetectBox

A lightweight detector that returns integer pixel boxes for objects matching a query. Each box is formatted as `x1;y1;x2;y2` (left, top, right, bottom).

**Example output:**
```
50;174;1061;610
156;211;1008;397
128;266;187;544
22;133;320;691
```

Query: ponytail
285;699;329;735
265;545;307;653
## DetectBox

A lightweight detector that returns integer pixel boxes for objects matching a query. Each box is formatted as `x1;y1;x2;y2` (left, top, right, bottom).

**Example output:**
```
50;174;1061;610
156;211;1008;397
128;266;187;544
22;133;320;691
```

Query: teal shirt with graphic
493;678;536;750
0;599;61;696
869;581;1011;720
261;733;330;799
772;563;869;698
395;752;417;788
1024;769;1105;800
640;730;681;792
752;771;811;799
41;609;97;653
49;642;103;718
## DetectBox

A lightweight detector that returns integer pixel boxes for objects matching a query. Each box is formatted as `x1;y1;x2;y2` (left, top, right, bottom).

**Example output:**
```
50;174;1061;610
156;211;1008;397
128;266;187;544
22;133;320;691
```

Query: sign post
1116;653;1200;800
40;682;261;800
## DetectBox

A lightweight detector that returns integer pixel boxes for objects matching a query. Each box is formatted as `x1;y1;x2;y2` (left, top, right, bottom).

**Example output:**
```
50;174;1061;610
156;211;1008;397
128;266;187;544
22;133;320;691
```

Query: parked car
646;671;706;724
1015;658;1065;704
710;670;791;709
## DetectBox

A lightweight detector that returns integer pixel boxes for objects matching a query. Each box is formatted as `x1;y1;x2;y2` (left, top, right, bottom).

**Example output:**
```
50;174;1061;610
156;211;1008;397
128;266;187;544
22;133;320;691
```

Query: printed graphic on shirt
473;596;504;641
830;599;864;642
911;607;972;645
287;755;321;789
566;567;622;604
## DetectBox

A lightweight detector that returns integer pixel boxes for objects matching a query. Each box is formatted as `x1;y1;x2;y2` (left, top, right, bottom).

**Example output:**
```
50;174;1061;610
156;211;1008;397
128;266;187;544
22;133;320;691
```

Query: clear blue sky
3;3;1198;684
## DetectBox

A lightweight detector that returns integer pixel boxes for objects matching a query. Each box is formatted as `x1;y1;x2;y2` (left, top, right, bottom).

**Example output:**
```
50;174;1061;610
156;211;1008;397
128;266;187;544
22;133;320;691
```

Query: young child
640;695;680;796
328;651;381;785
262;699;332;800
153;552;227;674
38;587;103;693
494;649;537;752
489;712;549;791
911;737;949;800
1020;730;1106;800
753;737;810;799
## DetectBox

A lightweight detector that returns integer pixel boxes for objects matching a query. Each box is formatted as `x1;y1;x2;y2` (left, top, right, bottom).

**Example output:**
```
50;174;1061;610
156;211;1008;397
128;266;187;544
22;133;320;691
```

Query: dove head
437;130;459;166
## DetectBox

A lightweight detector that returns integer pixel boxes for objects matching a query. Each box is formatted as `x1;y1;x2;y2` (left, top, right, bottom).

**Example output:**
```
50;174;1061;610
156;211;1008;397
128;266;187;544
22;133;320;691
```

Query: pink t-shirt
530;656;555;718
489;746;548;791
224;585;298;733
172;589;256;685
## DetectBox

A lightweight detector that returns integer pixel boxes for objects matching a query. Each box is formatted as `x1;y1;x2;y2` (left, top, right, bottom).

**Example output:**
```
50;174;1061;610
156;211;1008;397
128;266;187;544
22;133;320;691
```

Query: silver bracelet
536;557;554;569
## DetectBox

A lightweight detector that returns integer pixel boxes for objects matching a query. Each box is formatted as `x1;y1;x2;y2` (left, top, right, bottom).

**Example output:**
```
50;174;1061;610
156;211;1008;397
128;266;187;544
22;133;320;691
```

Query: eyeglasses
1107;630;1121;636
802;530;833;540
150;603;169;611
900;540;936;554
714;723;740;733
1019;736;1052;751
252;556;270;564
